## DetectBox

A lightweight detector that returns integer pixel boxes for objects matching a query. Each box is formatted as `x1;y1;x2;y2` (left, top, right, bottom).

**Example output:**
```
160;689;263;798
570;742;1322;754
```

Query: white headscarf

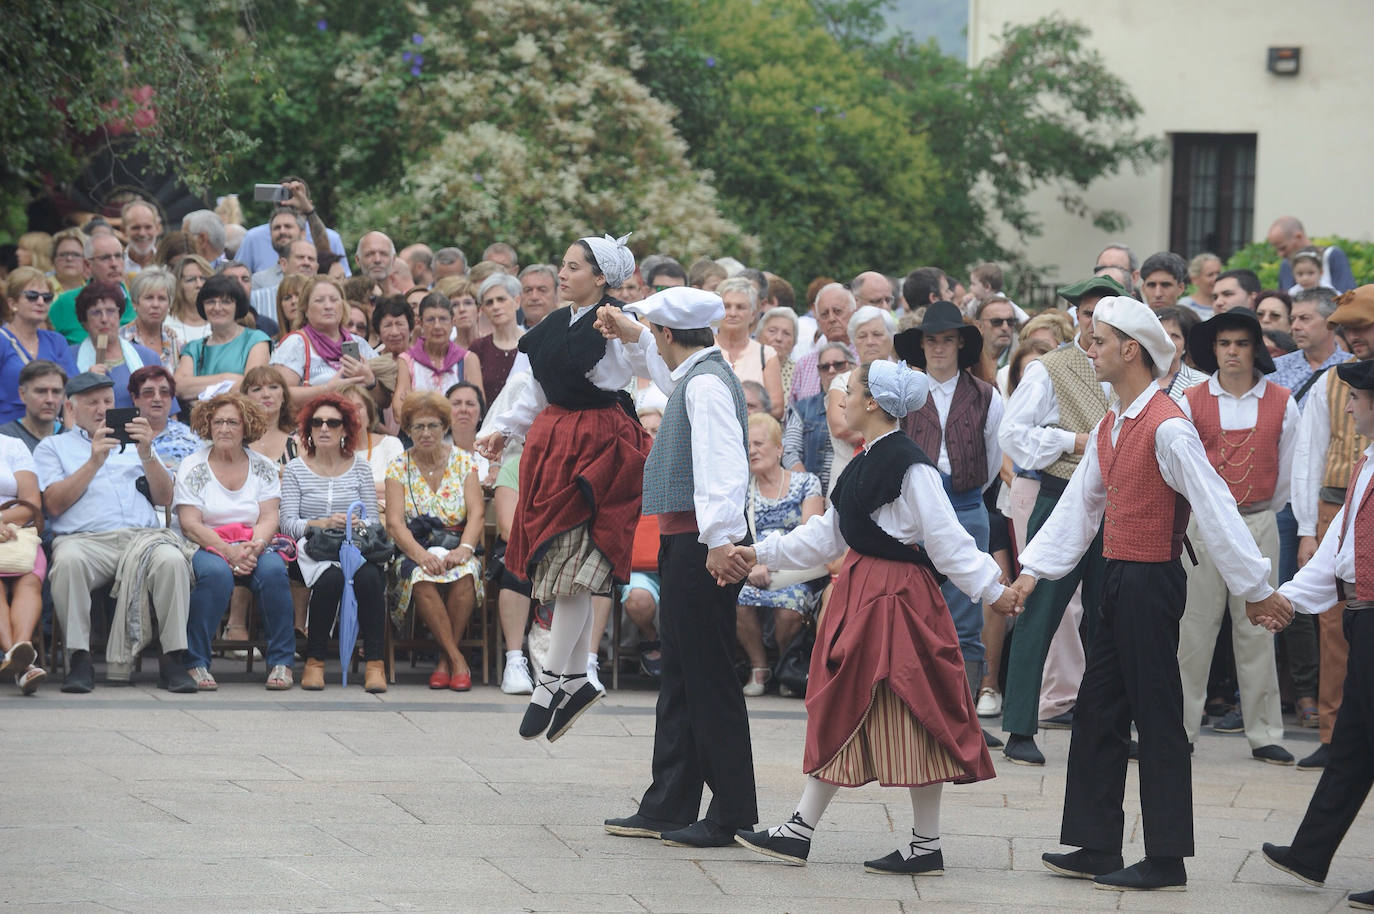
867;360;929;418
580;232;635;288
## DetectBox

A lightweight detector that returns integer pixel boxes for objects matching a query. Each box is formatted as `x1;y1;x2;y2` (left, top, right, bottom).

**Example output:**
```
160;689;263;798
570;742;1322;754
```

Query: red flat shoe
449;671;472;692
428;670;451;690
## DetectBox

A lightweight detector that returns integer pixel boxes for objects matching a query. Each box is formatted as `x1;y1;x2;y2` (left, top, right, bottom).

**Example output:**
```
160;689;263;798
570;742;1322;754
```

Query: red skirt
507;404;653;586
803;551;995;785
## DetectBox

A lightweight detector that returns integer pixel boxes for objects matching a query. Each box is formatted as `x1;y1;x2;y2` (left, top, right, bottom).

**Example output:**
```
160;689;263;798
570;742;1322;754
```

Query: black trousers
1288;608;1374;880
637;533;758;829
1062;558;1194;858
306;563;387;662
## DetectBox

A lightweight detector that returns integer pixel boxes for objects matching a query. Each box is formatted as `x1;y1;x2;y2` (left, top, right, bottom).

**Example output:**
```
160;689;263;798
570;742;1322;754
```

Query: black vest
830;431;944;582
519;295;629;412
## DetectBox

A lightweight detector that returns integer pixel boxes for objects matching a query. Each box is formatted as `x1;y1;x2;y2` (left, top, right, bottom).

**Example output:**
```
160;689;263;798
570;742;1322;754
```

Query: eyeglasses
55;251;84;261
409;421;444;434
421;314;451;325
211;418;242;428
90;253;122;263
866;296;895;307
184;274;206;285
309;417;344;429
984;317;1015;328
818;360;851;372
21;290;55;304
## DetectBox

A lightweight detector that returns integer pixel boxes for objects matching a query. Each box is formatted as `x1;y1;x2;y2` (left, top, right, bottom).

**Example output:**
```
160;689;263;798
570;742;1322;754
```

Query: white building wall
968;0;1374;283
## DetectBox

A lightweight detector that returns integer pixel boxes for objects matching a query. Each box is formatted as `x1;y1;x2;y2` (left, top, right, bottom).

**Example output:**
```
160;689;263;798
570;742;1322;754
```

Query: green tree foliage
208;0;753;265
1228;238;1374;291
2;0;249;213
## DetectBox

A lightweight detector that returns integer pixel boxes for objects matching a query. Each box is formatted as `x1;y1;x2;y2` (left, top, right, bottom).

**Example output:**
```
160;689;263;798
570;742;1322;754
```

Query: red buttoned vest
1097;391;1191;562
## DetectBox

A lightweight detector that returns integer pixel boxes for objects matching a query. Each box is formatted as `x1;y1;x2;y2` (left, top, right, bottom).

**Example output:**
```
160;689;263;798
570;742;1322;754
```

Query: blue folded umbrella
338;500;367;686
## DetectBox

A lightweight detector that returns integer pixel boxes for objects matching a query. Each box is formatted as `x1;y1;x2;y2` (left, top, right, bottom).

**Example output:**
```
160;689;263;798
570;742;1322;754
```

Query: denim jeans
938;477;990;669
187;549;296;669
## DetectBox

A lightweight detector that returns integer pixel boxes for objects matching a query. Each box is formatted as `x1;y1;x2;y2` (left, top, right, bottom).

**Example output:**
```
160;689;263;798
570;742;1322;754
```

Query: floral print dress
385;447;485;626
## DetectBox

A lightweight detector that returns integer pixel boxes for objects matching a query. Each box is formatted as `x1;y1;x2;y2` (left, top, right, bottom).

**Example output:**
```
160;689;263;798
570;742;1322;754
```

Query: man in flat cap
997;276;1121;767
33;372;197;694
1176;309;1300;766
1261;358;1374;910
1005;297;1292;891
1291;285;1374;770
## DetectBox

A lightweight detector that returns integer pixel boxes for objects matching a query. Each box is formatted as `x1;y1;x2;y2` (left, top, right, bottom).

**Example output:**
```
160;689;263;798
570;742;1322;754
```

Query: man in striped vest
1007;297;1291;892
1291;285;1374;771
997;275;1121;766
596;287;759;849
1262;357;1374;910
1177;309;1300;765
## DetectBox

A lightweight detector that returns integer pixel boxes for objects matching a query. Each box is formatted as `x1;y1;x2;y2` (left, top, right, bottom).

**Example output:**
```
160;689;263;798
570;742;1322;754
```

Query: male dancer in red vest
1005;297;1292;892
1262;359;1374;910
1177;308;1300;765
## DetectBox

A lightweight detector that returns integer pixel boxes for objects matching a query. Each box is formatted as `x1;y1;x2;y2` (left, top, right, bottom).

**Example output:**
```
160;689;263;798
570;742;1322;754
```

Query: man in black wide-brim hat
894;301;1004;746
1175;309;1300;767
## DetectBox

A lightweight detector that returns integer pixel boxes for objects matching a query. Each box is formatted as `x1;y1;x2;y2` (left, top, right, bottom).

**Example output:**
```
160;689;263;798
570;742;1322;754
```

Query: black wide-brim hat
1188;308;1275;375
893;300;982;370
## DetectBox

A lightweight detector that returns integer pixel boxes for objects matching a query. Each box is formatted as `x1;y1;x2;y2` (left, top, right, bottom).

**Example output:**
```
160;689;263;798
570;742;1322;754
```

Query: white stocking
769;776;839;841
904;783;942;857
548;591;594;690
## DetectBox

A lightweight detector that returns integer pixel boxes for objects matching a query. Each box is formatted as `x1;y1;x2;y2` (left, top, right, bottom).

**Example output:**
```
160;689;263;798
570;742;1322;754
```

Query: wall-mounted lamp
1268;47;1301;76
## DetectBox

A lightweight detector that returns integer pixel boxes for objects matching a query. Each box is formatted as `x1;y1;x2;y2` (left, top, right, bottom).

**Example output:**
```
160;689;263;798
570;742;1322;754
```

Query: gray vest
642;350;749;516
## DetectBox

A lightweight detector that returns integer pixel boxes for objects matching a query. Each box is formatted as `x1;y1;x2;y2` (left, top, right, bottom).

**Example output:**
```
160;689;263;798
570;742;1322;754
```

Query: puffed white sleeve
485;370;547;442
896;463;1005;604
1266;393;1303;511
684;374;749;548
756;505;846;570
998;360;1077;470
1018;428;1108;581
1279;507;1343;615
983;391;1004;489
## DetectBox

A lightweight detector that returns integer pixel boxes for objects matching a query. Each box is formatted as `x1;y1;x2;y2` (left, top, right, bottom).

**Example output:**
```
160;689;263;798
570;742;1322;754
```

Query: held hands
475;431;506;461
1245;592;1294;633
706;544;754;587
747;564;771;588
991;573;1037;616
594;305;642;344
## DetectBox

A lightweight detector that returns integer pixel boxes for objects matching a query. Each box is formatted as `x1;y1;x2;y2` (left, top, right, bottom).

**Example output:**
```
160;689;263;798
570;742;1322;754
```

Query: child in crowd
1289;247;1325;294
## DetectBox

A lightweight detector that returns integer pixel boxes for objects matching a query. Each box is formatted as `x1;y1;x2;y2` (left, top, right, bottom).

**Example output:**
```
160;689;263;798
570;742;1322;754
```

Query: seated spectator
1256;289;1293;334
271;276;378;404
1;267;78;424
50;233;134;343
51;229;88;293
129;366;200;471
758;305;800;396
0;433;46;692
394;293;483;406
163;255;214;344
0;360;67;451
823;306;894;492
848;304;897;364
492;452;535;695
121;267;182;373
337;382;404;508
781;341;849;492
716;276;784;419
347;301;373;343
240;366;299;466
280;393;386;693
622;405;665;679
470;273;524;402
36;371;196;693
736;413;825;696
68;282;162;408
273;273;310;341
383;391;486;691
175;393;296;691
217;261;278;339
741;380;772;416
174;275;271;399
445;381;493;484
435;276;482;349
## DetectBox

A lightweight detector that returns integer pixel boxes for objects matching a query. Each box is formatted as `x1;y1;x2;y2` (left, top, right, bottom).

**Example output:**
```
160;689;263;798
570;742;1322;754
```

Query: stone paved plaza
1;670;1369;913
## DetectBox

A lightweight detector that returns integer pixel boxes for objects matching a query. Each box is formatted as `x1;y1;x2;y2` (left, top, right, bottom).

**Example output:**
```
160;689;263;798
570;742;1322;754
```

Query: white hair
760;305;798;338
716;276;759;311
815;282;856;311
847;304;896;343
478;272;522;303
183;209;226;254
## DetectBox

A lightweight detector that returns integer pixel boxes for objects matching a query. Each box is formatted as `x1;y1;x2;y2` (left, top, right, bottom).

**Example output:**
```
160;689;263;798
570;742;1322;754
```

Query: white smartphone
253;183;290;203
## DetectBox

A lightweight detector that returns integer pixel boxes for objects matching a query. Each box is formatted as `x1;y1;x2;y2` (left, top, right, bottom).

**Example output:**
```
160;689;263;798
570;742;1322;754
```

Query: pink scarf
406;338;466;376
301;324;350;367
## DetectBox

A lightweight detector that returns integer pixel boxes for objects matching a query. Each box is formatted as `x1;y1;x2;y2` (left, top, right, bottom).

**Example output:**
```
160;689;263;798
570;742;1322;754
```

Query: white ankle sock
506;650;524;664
904;784;942;857
770;777;838;840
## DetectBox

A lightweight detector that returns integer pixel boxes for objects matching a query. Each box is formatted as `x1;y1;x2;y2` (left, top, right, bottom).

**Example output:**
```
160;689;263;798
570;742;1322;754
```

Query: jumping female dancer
477;233;652;741
732;359;1017;873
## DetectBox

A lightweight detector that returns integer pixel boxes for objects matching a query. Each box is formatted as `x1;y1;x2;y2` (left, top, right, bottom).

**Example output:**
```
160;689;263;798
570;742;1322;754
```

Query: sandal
1297;700;1319;729
16;665;46;695
265;664;293;691
188;667;218;691
743;667;771;697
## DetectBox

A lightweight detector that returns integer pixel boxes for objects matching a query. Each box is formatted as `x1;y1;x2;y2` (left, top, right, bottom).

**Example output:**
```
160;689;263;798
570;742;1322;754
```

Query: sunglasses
21;290;55;304
309;417;344;429
818;360;851;372
984;317;1015;328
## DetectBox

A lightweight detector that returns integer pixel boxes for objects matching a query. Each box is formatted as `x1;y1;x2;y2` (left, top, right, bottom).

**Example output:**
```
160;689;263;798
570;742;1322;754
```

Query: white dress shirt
1291;367;1366;537
755;430;1006;604
926;371;1004;489
486;304;639;441
635;336;749;549
1019;385;1275;603
998;340;1112;471
1281;445;1374;614
1175;373;1301;512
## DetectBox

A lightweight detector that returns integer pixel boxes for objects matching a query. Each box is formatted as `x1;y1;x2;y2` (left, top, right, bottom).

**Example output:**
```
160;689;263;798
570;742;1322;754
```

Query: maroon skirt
507;404;653;586
803;551;995;785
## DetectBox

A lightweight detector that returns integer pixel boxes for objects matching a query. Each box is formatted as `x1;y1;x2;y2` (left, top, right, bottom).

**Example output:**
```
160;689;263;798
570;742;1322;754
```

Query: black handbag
773;623;814;698
304;523;395;565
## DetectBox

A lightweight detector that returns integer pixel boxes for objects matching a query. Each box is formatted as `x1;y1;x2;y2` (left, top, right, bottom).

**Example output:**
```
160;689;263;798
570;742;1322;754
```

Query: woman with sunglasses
0;267;77;424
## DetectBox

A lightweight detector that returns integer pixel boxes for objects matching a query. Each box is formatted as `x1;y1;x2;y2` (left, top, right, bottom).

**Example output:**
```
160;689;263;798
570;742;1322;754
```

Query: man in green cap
996;275;1125;766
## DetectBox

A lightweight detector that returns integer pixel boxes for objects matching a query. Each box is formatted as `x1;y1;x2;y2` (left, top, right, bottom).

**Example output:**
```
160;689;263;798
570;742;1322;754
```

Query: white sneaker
501;655;534;695
976;687;1002;718
586;653;604;693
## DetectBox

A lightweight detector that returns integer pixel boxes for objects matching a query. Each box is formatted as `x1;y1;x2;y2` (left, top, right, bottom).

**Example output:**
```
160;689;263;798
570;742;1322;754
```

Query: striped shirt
279;455;378;539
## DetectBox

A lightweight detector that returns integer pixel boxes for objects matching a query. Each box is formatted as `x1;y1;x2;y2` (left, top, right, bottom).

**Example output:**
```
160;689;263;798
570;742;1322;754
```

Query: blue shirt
34;427;162;534
66;341;168;410
1269;348;1348;405
235;222;350;276
1278;245;1356;294
0;327;79;424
